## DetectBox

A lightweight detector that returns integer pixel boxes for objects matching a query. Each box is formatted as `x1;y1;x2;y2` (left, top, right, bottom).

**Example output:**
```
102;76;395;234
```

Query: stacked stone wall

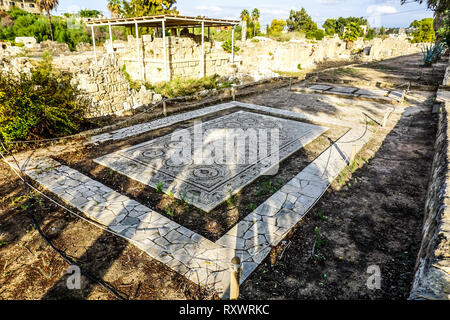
409;61;450;300
118;35;422;83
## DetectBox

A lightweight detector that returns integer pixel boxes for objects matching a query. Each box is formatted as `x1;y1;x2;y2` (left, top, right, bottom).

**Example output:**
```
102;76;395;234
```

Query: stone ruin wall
114;35;422;83
0;35;424;118
68;55;158;118
54;36;425;117
409;62;450;300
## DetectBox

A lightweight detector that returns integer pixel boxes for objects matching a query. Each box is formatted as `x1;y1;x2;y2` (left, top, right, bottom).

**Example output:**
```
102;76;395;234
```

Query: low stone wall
73;56;159;117
409;72;450;299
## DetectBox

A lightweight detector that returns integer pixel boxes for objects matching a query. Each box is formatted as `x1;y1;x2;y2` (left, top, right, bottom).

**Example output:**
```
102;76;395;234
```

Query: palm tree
240;9;250;23
107;0;123;18
251;8;260;37
36;0;59;42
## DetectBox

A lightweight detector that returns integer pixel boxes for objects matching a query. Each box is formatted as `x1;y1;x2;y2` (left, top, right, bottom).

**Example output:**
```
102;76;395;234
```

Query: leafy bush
342;22;360;43
0;57;89;144
210;26;242;42
221;39;240;54
305;29;325;41
365;28;376;40
268;19;286;34
410;18;436;43
422;43;444;66
0;8;92;51
438;10;450;47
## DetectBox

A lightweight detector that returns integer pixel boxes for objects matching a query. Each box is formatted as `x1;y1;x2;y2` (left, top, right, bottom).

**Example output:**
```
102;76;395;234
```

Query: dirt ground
0;52;447;300
0;161;214;300
309;53;447;90
240;93;437;299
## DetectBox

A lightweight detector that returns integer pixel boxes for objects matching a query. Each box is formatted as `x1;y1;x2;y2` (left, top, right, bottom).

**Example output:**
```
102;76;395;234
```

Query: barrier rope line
0;141;239;299
0;99;377;297
0;139;126;300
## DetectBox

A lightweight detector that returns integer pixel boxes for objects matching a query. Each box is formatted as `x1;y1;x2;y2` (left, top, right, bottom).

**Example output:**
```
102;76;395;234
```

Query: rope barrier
0;93;376;298
0;139;125;300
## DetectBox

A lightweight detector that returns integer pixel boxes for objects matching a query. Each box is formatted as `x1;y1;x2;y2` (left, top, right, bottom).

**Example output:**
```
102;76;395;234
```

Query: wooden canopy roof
86;14;240;28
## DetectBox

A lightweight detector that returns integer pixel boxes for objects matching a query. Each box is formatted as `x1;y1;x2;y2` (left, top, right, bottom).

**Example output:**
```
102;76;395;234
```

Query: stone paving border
9;102;372;299
291;84;405;105
87;101;351;145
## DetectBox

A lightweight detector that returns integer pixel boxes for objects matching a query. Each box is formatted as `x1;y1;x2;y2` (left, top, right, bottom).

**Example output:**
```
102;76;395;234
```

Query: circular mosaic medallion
164;157;193;167
142;148;165;158
193;166;222;179
166;141;190;149
223;121;242;128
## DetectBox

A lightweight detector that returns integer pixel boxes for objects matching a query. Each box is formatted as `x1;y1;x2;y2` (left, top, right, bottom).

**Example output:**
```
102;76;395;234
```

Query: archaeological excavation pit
8;101;371;298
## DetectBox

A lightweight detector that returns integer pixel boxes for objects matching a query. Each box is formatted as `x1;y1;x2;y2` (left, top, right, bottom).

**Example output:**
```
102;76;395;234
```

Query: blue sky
57;0;433;28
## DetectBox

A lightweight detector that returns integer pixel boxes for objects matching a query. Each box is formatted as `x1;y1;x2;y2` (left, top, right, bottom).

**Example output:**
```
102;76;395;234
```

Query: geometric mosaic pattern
95;111;327;212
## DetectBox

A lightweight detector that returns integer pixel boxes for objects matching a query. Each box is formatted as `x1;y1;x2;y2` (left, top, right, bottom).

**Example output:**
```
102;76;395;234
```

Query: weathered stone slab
329;86;358;94
354;88;388;96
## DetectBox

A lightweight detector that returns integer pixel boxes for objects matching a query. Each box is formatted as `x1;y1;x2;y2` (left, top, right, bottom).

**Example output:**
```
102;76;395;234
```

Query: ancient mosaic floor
95;111;327;212
9;102;371;298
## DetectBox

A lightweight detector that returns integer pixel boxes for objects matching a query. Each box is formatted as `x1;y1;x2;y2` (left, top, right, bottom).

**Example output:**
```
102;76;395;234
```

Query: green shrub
305;31;315;40
147;74;234;98
342;22;360;43
410;18;436;43
438;10;450;47
365;28;376;40
221;39;240;54
0;7;93;51
121;64;140;91
314;29;325;40
0;58;89;145
305;29;324;41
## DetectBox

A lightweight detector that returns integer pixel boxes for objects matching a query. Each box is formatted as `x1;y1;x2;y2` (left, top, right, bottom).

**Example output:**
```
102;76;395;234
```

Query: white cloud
259;8;290;16
195;6;224;12
367;5;398;15
66;4;81;13
315;0;346;4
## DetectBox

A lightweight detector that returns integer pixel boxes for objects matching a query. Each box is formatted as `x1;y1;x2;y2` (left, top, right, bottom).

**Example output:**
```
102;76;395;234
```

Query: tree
251;8;260;37
121;0;178;17
342;22;361;43
240;9;250;23
79;10;102;18
402;1;448;43
107;0;123;18
323;18;337;35
365;28;376;40
268;19;286;34
410;18;436;42
36;0;59;41
240;9;250;41
437;9;450;46
286;8;318;33
332;16;367;36
401;0;449;13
